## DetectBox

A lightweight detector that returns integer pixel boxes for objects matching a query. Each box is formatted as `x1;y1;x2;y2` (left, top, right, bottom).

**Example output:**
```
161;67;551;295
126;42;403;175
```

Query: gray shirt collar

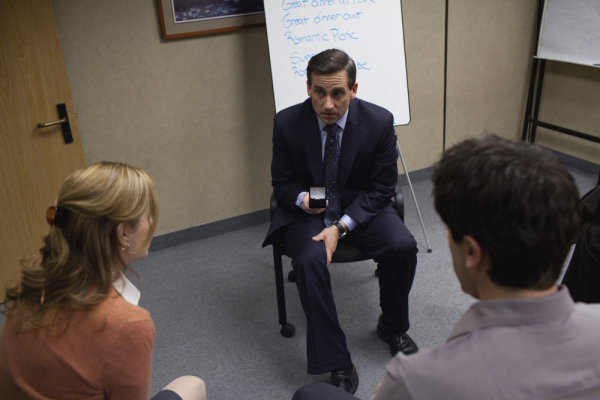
448;285;574;342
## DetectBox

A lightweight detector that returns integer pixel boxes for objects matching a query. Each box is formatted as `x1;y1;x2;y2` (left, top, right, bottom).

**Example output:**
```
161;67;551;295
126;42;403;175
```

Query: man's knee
292;242;327;272
379;233;417;266
293;382;354;400
163;376;206;400
292;383;313;400
394;235;418;257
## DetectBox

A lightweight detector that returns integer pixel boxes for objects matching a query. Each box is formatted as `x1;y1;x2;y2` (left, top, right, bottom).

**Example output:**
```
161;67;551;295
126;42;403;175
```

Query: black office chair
269;181;405;337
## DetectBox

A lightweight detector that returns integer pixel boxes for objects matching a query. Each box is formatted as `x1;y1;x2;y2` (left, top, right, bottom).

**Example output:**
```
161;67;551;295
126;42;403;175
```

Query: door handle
37;103;73;144
38;118;67;128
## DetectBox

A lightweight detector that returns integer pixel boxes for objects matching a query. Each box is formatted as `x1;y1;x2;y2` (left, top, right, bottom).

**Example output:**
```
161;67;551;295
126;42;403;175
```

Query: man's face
307;70;357;125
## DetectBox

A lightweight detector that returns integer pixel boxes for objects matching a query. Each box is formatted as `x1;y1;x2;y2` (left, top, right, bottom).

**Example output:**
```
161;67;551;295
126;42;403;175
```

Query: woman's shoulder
91;289;154;334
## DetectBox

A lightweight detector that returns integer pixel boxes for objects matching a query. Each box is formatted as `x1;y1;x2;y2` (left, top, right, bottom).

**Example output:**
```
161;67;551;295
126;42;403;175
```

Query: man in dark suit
263;49;418;394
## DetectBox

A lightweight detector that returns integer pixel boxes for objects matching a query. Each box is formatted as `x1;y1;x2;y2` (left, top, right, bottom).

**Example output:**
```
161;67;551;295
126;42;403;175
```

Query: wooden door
0;0;86;300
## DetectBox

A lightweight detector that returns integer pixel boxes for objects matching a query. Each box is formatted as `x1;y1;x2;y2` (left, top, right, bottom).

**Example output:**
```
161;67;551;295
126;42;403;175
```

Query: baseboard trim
550;149;600;176
397;167;434;186
150;209;270;252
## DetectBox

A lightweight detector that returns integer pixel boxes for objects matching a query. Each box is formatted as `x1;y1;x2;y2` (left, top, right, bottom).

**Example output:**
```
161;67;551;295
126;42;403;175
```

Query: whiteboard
264;0;410;126
537;0;600;67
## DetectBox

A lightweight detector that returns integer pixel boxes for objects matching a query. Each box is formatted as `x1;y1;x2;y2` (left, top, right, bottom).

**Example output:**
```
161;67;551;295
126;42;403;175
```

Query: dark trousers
281;204;418;374
293;382;360;400
151;389;182;400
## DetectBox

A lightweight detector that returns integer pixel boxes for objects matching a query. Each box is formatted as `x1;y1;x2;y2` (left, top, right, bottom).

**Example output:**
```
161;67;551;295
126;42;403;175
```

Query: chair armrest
393;181;405;222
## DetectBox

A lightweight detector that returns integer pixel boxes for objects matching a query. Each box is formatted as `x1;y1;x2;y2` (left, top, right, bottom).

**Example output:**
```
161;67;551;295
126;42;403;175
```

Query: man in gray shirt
293;135;600;400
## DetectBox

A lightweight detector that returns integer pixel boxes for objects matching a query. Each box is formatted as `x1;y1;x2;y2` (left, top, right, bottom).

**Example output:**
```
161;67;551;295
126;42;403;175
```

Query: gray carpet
133;164;598;400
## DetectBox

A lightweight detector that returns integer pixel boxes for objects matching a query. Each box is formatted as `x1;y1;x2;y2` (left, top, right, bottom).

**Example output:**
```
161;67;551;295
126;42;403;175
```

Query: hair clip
46;206;64;226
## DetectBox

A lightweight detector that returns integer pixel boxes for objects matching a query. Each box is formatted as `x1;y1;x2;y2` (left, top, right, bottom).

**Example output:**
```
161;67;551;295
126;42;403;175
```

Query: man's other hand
302;193;326;214
312;226;339;265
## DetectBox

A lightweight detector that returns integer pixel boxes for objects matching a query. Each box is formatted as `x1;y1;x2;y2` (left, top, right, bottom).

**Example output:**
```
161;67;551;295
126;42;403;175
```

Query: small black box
309;187;326;208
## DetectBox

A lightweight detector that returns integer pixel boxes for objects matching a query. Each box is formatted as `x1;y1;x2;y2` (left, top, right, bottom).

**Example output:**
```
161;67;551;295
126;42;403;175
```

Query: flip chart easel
522;0;600;170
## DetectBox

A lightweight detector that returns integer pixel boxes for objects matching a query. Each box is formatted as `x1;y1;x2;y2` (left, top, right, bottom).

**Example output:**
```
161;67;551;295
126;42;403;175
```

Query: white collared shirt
113;274;141;306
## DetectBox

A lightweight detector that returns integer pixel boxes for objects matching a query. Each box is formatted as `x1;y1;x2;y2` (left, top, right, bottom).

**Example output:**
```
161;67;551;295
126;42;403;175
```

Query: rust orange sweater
0;288;155;399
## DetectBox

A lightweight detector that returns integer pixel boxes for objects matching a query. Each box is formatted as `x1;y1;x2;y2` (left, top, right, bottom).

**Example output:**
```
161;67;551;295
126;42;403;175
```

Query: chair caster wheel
280;323;296;338
288;270;296;282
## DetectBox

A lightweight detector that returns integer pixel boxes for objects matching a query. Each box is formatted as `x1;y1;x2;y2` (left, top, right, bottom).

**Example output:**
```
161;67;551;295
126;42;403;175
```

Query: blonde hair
4;162;158;329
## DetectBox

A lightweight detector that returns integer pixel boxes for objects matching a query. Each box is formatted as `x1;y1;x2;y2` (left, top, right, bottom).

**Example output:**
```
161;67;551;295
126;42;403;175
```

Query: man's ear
351;82;357;98
306;80;311;96
464;235;483;270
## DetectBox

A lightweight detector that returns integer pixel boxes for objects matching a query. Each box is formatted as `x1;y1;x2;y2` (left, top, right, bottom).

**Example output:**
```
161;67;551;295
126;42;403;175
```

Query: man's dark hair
306;48;356;89
432;135;582;289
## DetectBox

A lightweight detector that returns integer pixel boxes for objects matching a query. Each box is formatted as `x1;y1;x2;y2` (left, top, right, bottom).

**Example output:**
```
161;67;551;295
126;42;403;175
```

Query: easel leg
396;141;432;253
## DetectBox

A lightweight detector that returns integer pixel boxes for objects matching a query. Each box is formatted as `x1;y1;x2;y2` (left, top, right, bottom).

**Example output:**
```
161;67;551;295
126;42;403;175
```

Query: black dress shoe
327;364;359;394
377;317;419;356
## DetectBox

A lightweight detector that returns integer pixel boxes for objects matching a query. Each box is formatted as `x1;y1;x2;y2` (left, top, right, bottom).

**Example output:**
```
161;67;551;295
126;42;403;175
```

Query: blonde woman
0;162;205;400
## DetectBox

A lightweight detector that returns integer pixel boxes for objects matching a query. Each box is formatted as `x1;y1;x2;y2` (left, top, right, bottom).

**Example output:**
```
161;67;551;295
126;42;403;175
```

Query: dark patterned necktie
323;124;341;227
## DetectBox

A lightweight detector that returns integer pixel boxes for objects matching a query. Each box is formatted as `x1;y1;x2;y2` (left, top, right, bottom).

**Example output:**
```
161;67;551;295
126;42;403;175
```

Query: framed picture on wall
157;0;265;39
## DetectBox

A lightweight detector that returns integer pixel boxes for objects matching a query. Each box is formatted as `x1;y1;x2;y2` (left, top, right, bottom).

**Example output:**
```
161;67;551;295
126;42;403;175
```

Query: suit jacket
562;185;600;303
263;97;398;246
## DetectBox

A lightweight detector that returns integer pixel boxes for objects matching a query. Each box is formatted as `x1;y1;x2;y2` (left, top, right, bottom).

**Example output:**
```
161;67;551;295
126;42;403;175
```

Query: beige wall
52;1;274;234
446;0;538;146
52;0;599;235
397;0;445;170
445;0;600;161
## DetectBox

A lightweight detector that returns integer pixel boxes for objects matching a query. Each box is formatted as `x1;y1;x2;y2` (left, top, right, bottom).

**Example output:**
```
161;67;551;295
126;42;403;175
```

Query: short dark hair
432;135;581;289
306;48;356;89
